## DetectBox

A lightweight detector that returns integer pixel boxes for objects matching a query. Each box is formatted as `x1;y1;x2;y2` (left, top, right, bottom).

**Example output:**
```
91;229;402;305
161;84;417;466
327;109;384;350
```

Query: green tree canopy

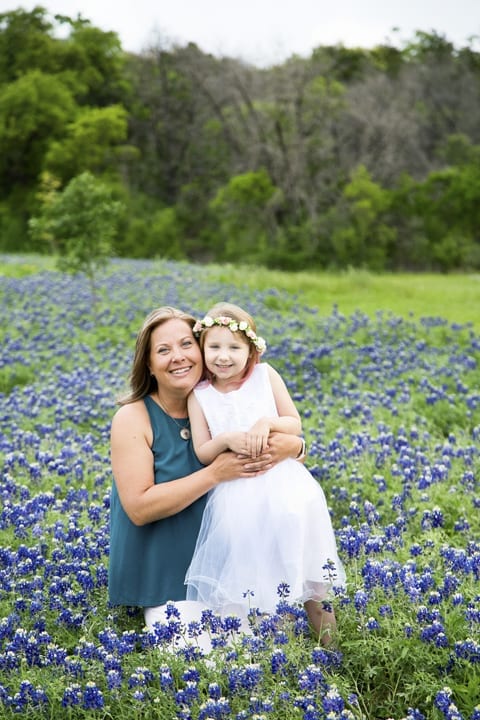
0;70;75;192
44;105;131;181
29;170;124;298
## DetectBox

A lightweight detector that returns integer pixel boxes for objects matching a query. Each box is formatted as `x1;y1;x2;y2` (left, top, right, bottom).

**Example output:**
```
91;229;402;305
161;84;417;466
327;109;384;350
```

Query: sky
5;0;480;66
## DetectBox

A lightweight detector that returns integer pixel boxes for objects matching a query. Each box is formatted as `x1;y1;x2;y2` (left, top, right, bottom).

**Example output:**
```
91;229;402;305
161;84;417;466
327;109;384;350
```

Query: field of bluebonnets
0;256;479;720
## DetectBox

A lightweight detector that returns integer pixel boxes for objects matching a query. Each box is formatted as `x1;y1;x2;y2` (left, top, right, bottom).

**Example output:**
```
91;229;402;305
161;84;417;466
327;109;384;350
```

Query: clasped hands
227;419;271;459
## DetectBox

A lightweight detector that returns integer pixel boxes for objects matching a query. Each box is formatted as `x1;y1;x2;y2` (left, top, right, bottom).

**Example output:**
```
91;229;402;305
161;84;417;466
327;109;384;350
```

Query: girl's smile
203;326;251;386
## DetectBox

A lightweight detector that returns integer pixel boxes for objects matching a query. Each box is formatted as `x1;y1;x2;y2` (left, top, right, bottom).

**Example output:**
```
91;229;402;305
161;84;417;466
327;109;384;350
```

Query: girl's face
203;325;251;386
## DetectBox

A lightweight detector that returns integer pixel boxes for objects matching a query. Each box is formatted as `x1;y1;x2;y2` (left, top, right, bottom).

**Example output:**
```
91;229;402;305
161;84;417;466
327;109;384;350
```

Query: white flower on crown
194;314;267;354
256;336;267;353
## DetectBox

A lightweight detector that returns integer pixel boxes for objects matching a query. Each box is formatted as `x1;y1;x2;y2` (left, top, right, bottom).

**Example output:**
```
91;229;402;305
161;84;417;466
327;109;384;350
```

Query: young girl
185;302;345;642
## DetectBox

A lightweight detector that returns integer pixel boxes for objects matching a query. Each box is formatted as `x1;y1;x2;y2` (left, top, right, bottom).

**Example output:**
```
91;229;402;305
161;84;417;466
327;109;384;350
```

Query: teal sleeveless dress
108;396;206;607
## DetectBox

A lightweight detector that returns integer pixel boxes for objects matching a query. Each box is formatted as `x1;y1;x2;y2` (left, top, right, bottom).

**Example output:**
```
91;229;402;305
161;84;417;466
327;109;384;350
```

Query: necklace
154;394;191;440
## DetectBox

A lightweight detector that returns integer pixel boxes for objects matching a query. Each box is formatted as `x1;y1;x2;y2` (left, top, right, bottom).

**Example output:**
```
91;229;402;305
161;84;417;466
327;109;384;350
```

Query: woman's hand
210;449;273;482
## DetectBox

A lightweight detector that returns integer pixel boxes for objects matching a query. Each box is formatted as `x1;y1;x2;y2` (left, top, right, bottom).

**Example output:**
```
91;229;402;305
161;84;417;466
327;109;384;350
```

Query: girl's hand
224;431;254;456
245;418;271;458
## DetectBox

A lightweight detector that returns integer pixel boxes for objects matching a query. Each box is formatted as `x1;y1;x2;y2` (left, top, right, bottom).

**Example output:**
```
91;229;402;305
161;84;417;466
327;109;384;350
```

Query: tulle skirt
185;459;346;615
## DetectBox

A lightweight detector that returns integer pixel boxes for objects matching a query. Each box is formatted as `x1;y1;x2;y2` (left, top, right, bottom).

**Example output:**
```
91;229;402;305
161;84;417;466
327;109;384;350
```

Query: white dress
185;364;346;615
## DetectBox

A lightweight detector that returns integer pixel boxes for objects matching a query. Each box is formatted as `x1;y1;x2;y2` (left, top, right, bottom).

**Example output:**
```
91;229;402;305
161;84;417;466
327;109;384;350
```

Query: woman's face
148;319;203;397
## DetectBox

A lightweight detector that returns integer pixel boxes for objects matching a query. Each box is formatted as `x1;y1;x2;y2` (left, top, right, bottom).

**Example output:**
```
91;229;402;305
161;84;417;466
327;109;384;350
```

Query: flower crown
193;315;267;354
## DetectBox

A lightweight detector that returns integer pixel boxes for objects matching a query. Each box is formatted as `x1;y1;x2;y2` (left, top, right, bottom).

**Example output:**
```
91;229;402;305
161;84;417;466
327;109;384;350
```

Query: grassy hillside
2;254;479;331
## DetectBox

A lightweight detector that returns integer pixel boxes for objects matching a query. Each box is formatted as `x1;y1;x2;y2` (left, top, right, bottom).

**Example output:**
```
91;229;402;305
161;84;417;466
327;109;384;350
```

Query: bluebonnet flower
454;638;480;663
228;664;263;692
201;609;223;634
64;657;84;677
366;617;380;631
410;543;423;557
128;666;154;688
300;702;321;720
82;681;104;710
106;669;122;690
434;687;463;720
435;632;449;648
159;664;174;690
297;664;325;692
322;684;345;713
208;682;221;699
198;697;231;719
379;604;393;617
11;681;48;711
273;630;289;645
404;624;414;638
222;615;243;633
132;690;146;702
404;709;425;720
62;683;82;707
420;619;446;644
175;680;199;705
183;666;201;683
311;646;343;669
353;590;369;612
277;582;291;598
271;648;288;673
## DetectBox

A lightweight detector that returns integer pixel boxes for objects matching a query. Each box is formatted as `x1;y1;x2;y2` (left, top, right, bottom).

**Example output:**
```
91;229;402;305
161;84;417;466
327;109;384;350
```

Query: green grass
0;253;56;276
205;264;480;332
2;255;478;331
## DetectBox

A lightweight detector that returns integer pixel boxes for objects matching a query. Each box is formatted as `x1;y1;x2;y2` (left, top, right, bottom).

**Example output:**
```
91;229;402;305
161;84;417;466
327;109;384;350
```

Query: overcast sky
6;0;480;66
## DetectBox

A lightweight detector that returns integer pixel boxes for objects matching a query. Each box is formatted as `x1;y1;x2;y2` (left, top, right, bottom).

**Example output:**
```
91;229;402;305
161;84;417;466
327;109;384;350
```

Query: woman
108;306;304;642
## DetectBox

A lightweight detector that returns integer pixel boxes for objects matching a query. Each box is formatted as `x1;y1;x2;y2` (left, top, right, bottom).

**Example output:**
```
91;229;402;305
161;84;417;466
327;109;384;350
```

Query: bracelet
296;438;307;460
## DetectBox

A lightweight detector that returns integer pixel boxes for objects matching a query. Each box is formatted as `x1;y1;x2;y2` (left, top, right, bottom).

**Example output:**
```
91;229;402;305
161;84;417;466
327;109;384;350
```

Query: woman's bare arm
110;401;272;526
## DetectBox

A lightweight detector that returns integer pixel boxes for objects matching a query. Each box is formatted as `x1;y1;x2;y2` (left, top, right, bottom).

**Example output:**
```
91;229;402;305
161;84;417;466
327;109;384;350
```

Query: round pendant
180;427;191;441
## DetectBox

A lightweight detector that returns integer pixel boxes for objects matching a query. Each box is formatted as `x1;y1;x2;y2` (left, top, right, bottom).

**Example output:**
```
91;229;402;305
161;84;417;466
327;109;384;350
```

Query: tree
44;104;132;182
209;169;283;263
29;171;123;302
0;70;75;192
58;21;130;107
327;165;396;270
0;7;132;250
0;7;60;82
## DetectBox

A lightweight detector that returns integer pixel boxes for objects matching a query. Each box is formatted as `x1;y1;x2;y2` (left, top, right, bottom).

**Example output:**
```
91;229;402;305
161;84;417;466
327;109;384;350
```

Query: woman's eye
182;341;192;347
157;347;169;354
